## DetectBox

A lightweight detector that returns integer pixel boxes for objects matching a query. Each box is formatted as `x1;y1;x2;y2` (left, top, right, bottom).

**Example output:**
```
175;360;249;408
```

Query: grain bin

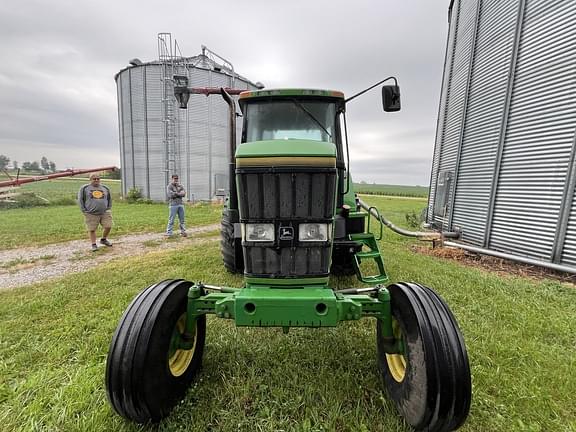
428;0;576;272
115;38;262;201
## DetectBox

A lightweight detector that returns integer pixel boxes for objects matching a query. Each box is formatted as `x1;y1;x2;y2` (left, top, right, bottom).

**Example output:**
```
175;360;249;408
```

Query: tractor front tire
105;279;206;423
221;209;244;274
377;282;471;431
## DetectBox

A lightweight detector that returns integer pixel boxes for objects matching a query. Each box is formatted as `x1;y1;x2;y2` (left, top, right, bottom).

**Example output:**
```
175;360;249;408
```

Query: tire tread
378;282;471;432
105;279;205;423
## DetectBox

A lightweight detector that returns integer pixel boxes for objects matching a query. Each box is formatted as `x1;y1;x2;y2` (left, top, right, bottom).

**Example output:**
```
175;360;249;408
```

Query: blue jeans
166;205;186;235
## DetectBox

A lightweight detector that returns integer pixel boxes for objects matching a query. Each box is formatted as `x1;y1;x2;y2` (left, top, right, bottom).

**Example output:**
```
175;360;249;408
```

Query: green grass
0;202;221;250
354;183;429;198
142;239;162;248
0;197;575;431
0;178;221;250
0;189;425;251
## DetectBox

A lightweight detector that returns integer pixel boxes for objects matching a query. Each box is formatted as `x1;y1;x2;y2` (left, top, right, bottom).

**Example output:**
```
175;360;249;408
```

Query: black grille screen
238;170;336;220
237;168;337;278
244;246;329;277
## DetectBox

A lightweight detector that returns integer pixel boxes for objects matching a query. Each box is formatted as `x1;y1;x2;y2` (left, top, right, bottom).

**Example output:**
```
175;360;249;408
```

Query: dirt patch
412;244;576;286
0;224;220;291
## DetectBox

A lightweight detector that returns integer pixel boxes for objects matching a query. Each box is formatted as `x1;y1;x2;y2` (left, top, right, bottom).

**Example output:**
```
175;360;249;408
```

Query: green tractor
105;79;472;431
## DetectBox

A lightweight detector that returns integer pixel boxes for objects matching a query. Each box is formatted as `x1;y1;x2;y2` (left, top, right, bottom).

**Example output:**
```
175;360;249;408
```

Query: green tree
40;156;49;172
22;161;32;171
30;161;40;172
0;155;10;170
106;167;121;180
49;161;56;172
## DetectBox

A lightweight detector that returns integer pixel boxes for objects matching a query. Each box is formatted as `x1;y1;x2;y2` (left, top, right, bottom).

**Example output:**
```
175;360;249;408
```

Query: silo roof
114;54;261;89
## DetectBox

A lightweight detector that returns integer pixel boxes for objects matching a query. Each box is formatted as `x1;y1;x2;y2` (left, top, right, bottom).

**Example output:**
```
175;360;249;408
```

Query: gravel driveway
0;224;220;291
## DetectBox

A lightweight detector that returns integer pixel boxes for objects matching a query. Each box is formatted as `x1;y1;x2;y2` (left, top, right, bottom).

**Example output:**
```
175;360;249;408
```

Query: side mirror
382;85;401;112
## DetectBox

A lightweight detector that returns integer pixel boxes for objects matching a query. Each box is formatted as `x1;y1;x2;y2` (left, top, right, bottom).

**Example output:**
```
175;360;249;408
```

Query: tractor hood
234;138;338;281
235;140;336;168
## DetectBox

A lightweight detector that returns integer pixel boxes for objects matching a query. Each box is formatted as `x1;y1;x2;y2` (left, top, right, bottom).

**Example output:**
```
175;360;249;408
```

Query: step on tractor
105;77;472;431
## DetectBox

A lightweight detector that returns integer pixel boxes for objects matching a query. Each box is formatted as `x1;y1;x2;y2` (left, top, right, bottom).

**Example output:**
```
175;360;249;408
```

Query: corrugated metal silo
115;38;261;201
428;0;576;272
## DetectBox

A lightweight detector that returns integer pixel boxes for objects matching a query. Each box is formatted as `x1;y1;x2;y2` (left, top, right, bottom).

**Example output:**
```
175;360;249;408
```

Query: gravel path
0;224;220;291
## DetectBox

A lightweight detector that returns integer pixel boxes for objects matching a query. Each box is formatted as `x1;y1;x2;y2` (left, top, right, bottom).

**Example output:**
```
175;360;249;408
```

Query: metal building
115;34;262;201
428;0;576;272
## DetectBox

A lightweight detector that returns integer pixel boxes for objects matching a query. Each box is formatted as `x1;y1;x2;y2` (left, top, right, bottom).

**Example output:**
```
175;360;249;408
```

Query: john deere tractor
106;79;472;431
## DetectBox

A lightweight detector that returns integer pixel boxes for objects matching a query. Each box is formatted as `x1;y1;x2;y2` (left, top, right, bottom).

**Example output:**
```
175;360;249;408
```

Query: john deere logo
279;226;294;240
92;190;104;199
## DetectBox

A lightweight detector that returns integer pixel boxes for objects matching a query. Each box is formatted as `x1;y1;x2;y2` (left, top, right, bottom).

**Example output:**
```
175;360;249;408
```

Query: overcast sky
0;0;449;186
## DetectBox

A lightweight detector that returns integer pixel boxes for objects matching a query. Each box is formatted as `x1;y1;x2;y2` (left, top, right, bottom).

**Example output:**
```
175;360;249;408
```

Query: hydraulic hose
357;198;460;241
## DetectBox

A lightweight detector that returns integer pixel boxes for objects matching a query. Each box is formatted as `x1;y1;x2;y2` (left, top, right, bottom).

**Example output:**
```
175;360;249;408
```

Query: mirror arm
343;112;351;195
344;76;398;104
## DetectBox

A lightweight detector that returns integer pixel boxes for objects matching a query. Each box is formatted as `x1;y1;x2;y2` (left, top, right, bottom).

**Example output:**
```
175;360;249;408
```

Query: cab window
243;100;336;143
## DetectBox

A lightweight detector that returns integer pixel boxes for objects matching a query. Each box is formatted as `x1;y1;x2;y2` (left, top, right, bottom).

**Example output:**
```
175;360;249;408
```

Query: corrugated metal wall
428;0;576;270
451;0;518;244
429;0;478;230
563;182;576;265
116;58;258;201
428;0;460;227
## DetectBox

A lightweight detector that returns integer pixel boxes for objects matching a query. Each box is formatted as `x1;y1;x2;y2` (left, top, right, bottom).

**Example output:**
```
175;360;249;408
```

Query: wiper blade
290;99;332;138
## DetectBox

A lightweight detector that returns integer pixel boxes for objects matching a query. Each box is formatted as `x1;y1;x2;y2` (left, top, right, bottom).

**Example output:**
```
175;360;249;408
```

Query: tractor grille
236;167;337;278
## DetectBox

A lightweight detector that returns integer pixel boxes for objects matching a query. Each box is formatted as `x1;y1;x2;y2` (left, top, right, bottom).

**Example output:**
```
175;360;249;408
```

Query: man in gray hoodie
165;174;187;237
78;173;113;251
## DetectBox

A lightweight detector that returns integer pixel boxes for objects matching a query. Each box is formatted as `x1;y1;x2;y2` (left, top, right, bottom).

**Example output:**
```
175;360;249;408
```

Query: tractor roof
239;89;345;100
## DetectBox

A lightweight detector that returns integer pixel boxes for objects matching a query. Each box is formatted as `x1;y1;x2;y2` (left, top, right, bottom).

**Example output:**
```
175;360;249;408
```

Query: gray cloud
0;0;449;185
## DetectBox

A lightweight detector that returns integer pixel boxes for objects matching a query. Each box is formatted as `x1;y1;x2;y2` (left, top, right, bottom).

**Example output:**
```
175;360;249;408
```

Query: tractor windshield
243;100;337;143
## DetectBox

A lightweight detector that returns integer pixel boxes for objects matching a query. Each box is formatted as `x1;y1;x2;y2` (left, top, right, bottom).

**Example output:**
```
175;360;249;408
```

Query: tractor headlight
244;223;275;242
299;223;330;242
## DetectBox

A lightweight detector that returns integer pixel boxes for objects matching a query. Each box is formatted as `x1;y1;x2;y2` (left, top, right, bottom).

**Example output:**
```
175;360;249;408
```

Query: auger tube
357;198;460;240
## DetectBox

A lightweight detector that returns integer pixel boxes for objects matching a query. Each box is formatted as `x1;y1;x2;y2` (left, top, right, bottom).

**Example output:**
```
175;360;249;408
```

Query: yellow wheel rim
385;319;407;382
168;314;197;377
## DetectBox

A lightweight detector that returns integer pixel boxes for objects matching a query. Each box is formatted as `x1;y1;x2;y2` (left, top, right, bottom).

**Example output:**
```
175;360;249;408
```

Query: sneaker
100;238;113;247
164;233;173;238
91;244;98;252
180;232;188;237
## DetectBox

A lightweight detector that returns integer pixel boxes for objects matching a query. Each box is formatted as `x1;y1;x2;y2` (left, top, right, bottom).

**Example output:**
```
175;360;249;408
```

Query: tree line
0;155;56;173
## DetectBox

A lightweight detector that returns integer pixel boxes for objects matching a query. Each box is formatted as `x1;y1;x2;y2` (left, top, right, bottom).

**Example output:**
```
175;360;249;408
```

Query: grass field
0;180;428;250
0;178;122;210
0;195;423;251
353;183;429;198
0;196;575;431
0;177;121;202
0;201;222;250
0;177;219;250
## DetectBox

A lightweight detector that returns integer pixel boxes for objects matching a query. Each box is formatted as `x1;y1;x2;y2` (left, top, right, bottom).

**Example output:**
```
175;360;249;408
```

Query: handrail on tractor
367;206;384;241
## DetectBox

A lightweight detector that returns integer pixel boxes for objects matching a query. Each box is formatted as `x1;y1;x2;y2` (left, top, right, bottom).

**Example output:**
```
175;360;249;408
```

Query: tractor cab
233;89;386;284
240;90;341;144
